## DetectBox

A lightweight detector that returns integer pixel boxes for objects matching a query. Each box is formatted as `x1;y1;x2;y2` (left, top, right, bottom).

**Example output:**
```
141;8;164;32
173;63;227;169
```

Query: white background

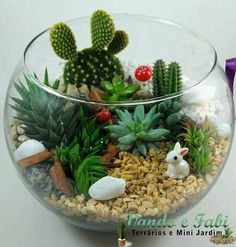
1;0;236;246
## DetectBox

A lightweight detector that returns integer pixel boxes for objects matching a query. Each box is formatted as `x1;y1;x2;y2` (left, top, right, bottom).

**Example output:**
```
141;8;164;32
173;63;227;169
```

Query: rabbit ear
174;142;181;151
180;148;189;156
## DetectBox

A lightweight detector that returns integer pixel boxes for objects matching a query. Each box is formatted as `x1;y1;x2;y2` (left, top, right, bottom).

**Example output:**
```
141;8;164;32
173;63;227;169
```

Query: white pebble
89;176;126;201
17;135;29;143
216;123;232;139
14;139;46;161
16;125;25;135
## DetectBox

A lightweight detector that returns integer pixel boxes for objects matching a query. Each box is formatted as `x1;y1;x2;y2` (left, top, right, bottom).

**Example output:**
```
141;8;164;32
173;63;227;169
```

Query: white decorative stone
216;123;231;139
182;100;226;126
182;85;216;105
88;176;126;201
14;139;46;161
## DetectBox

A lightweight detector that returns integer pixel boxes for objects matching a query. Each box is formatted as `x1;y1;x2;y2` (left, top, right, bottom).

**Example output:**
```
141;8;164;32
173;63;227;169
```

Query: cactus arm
107;30;129;55
50;22;78;61
91;10;115;51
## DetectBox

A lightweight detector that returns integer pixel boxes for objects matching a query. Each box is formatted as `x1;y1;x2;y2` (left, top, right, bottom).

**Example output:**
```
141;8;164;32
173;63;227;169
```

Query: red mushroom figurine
135;65;152;82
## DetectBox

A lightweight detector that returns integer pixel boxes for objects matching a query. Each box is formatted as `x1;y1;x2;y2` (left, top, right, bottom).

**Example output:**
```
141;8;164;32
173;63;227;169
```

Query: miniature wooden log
102;143;120;163
19;151;52;168
49;157;72;196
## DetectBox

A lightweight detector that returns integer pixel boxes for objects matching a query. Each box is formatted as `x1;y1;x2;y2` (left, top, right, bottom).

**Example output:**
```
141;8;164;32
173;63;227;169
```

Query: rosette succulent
105;105;170;155
11;73;79;149
101;75;140;101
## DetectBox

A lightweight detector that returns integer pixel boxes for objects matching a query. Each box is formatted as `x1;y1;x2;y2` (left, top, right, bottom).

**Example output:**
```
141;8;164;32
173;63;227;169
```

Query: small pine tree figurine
117;221;126;247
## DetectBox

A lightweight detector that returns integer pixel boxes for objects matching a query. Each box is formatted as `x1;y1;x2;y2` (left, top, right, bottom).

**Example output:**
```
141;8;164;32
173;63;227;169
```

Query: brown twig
19;151;52;168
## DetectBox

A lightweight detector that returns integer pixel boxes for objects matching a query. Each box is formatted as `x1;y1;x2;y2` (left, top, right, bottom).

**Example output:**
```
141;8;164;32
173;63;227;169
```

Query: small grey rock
25;163;53;192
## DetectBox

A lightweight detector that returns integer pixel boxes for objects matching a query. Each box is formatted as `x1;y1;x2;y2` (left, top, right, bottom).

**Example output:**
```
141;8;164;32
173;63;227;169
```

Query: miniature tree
117;221;126;247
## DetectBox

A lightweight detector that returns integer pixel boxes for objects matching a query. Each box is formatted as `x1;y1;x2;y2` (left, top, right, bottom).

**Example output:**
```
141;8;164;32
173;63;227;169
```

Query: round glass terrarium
4;12;234;232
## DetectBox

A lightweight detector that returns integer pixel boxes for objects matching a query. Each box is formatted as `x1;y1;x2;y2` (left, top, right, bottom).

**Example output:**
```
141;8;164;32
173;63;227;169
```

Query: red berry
135;66;152;82
96;108;112;123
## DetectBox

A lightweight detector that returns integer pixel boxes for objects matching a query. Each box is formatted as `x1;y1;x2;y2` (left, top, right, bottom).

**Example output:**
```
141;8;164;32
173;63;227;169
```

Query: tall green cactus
152;59;167;97
152;60;182;98
166;62;182;95
50;10;129;88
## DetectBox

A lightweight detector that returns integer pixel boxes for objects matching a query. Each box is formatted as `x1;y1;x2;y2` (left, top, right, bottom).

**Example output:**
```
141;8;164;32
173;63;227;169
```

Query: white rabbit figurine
166;142;190;179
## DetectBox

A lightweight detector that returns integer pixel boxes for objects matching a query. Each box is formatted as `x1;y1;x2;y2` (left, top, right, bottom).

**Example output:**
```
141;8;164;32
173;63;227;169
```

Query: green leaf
121;83;140;96
138;129;169;141
142;105;157;129
119;143;134;151
116;109;134;128
136;141;147;156
172;101;182;112
52;79;60;89
166;113;180;126
118;133;137;145
44;68;49;86
105;125;129;135
158;102;168;113
134;105;145;122
112;75;125;91
101;80;114;92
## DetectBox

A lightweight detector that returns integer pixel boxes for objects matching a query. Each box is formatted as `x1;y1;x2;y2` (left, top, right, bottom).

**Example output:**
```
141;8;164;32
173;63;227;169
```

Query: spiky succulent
152;60;182;98
181;120;212;173
11;74;79;149
105;105;170;156
55;140;107;195
101;75;140;101
55;108;108;195
50;10;129;88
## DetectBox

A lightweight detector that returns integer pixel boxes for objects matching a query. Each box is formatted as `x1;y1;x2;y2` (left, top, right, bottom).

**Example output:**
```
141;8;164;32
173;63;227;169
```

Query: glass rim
23;13;217;106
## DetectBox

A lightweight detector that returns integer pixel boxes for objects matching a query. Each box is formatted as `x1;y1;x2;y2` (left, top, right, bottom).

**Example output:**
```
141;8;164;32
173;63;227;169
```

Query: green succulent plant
152;60;182;98
117;221;126;240
158;100;182;127
11;73;79;149
54;107;108;194
181;120;212;174
105;105;170;156
50;10;129;88
55;140;107;195
101;75;140;101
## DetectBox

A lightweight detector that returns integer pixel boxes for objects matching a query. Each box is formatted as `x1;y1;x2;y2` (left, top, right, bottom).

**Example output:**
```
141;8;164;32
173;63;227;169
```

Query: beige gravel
45;138;228;222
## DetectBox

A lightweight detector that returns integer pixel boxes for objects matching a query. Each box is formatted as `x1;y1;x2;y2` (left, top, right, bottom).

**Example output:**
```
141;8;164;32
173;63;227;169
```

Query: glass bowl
4;13;234;232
